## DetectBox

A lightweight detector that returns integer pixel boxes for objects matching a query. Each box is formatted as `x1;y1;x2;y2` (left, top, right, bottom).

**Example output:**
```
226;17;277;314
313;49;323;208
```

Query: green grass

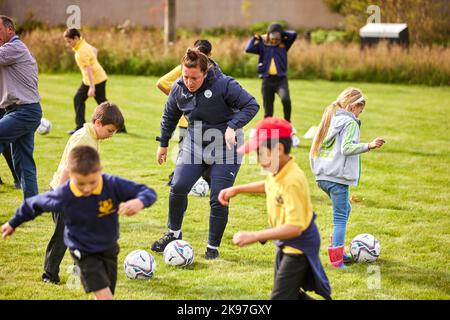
0;74;449;300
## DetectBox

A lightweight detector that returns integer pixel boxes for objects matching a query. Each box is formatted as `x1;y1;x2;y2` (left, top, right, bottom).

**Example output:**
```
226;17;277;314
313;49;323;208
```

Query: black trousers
73;81;107;130
261;76;292;122
43;210;67;281
271;252;315;300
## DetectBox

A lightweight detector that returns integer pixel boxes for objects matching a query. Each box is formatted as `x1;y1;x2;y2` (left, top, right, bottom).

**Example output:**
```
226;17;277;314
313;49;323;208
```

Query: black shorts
69;244;119;294
271;253;312;300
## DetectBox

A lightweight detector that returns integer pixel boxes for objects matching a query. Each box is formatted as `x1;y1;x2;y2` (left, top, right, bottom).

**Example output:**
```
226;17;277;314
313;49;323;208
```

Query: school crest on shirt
275;194;284;206
98;199;115;217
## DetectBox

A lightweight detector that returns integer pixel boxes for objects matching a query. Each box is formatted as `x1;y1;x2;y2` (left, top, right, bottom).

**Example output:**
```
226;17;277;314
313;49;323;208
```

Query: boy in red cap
218;117;331;300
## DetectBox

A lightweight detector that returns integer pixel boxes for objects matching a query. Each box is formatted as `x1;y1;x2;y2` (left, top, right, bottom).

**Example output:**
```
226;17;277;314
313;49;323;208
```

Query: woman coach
151;48;259;259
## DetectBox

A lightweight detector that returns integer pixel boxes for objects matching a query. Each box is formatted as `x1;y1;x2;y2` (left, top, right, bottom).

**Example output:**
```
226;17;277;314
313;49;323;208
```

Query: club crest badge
204;89;212;98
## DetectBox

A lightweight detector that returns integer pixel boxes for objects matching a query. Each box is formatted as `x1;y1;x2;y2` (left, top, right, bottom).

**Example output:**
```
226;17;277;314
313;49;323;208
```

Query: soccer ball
37;118;52;135
189;178;209;197
163;240;194;267
349;233;380;263
123;249;156;279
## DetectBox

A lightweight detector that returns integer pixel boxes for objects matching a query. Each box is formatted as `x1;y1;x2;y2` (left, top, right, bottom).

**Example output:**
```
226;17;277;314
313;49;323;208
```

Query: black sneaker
42;273;60;285
205;247;219;260
151;232;182;253
0;177;3;185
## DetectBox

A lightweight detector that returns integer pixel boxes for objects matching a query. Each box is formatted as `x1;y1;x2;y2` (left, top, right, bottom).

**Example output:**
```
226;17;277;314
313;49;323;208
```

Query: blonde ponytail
310;103;339;159
310;87;365;159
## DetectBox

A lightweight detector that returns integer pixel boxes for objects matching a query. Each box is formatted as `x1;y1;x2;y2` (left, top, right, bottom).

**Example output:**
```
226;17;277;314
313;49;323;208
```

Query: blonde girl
310;88;385;268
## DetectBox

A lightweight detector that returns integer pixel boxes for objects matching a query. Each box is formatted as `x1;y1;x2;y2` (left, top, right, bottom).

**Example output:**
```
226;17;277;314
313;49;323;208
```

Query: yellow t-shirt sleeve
157;65;188;128
157;65;182;93
283;184;312;232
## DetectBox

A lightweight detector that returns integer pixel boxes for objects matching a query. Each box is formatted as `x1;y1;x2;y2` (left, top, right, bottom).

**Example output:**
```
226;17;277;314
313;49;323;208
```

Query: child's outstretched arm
1;191;63;239
233;224;302;247
1;223;15;239
368;137;385;150
112;176;157;216
341;121;371;156
118;199;145;216
218;180;265;206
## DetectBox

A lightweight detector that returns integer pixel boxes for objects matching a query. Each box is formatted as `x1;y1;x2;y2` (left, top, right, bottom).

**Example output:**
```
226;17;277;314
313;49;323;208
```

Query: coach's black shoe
205;247;219;260
151;232;182;253
42;273;60;285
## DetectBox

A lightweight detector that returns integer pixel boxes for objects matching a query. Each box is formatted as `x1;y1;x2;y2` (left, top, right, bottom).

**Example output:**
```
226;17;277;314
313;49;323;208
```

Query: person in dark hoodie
218;117;331;300
245;23;297;125
151;48;259;260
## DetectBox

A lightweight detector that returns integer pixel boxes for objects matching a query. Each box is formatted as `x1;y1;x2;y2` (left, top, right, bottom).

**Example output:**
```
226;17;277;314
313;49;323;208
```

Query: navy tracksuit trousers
168;160;240;247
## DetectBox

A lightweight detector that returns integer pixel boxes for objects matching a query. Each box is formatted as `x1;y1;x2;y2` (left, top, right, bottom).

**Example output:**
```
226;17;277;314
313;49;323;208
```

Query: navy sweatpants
168;161;240;247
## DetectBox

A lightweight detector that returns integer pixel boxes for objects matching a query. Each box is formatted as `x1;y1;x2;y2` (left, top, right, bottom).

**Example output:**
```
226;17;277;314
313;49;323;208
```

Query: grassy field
0;74;449;300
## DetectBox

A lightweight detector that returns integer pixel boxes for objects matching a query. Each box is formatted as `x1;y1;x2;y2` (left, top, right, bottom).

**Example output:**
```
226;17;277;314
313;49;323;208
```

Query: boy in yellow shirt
64;28;126;134
42;101;124;284
218;117;331;300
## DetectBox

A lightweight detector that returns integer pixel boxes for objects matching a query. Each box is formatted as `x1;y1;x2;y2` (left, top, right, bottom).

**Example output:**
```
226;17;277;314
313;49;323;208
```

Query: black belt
5;104;18;112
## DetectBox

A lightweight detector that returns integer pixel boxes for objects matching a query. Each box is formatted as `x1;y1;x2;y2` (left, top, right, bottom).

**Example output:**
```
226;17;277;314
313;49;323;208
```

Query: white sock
207;244;218;250
169;229;181;238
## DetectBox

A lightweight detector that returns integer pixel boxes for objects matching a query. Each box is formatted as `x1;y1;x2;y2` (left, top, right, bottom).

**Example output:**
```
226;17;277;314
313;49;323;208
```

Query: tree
164;0;176;47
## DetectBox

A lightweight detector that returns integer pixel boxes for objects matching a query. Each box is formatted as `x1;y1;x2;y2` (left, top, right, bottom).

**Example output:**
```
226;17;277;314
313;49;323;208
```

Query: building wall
1;0;342;29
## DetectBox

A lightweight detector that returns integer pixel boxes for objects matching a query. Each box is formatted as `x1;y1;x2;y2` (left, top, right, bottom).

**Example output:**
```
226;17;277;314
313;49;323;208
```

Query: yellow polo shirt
50;123;100;190
265;158;313;254
157;64;188;128
73;38;108;86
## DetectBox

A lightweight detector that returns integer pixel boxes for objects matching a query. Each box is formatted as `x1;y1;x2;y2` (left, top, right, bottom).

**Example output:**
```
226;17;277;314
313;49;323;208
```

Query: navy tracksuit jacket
159;68;259;247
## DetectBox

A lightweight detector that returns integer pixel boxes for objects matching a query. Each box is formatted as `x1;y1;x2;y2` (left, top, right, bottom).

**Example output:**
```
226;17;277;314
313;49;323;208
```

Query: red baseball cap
237;117;293;154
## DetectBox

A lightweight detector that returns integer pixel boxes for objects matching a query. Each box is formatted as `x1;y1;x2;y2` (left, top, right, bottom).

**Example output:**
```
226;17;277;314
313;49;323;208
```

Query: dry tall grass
23;29;449;85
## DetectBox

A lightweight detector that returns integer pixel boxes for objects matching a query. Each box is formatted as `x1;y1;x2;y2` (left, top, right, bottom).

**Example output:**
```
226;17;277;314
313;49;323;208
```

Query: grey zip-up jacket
310;109;370;186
